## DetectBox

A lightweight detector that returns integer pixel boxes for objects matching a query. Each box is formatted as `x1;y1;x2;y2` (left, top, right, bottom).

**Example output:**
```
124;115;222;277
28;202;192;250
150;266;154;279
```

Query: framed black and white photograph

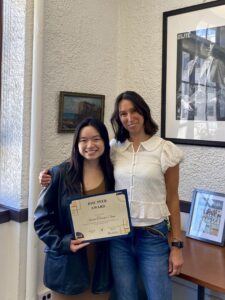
161;1;225;146
58;91;105;133
186;189;225;246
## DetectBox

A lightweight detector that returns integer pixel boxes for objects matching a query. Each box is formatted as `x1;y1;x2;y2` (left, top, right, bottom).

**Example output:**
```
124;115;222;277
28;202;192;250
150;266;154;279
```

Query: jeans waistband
132;221;167;238
132;220;166;230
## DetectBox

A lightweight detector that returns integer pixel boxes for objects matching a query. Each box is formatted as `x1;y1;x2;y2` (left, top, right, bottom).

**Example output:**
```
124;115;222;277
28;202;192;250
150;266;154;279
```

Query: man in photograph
176;32;225;121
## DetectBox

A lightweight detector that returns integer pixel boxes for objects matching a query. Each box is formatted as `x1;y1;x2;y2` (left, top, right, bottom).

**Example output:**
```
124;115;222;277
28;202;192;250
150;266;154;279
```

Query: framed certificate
68;189;132;242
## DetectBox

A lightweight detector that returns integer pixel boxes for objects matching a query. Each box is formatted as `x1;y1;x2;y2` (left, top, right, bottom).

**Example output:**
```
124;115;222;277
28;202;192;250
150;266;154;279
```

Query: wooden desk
178;232;225;300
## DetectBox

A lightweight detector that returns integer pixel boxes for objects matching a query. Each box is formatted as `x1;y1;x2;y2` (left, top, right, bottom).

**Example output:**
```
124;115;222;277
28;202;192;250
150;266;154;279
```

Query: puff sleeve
161;141;184;173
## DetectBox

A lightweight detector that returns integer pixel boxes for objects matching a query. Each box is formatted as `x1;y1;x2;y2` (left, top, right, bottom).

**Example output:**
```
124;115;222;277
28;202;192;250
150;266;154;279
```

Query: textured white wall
41;0;119;170
0;0;25;208
0;0;33;209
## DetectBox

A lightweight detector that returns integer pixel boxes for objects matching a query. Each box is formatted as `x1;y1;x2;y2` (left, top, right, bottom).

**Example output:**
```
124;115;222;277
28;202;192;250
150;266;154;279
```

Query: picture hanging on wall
58;91;105;133
161;0;225;147
186;189;225;246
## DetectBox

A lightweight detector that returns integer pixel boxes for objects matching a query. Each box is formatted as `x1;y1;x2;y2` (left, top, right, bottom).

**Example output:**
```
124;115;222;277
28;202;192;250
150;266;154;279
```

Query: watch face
172;241;184;248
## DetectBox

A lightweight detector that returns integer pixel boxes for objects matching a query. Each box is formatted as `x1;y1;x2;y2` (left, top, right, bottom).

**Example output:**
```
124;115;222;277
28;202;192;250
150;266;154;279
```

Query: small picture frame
186;189;225;246
58;91;105;132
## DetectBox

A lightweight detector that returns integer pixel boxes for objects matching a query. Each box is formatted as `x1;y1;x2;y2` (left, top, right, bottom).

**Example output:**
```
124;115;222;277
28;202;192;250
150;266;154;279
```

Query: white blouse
110;136;184;226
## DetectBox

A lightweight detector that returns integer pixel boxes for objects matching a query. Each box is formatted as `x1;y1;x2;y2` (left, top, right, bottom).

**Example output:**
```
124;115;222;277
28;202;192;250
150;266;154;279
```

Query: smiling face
118;99;145;137
78;125;105;161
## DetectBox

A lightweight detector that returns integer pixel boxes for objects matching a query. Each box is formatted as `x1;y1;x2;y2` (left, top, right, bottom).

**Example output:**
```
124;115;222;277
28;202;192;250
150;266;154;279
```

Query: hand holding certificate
68;189;132;242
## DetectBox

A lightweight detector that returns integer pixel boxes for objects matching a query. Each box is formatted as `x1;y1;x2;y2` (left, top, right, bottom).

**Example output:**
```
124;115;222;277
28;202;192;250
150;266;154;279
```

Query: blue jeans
110;221;171;300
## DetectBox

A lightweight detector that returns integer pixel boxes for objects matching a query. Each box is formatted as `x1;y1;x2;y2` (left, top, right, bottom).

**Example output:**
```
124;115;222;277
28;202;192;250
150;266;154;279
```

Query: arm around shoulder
39;168;52;186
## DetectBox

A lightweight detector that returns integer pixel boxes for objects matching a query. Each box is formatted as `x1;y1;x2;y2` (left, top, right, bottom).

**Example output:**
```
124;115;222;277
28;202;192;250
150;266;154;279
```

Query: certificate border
67;189;133;242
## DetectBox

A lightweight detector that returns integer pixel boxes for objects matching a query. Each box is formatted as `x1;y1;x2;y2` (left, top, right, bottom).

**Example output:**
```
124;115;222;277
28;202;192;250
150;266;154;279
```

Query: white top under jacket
110;136;184;226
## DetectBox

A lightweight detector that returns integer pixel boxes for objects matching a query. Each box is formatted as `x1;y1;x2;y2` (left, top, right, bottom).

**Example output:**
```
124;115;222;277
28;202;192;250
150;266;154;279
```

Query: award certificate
68;189;132;241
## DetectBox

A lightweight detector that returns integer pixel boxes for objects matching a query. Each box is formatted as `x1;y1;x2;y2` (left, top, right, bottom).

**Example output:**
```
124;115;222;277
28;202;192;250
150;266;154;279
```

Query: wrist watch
171;240;184;249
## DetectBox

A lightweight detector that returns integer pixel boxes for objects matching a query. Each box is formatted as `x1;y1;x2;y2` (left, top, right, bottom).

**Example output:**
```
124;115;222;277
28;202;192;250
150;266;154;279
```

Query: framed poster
186;189;225;246
58;91;105;132
161;1;225;146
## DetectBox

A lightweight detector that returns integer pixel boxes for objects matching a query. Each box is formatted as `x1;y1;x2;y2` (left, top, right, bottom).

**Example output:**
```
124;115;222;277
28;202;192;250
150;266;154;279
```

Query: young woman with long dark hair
34;117;114;300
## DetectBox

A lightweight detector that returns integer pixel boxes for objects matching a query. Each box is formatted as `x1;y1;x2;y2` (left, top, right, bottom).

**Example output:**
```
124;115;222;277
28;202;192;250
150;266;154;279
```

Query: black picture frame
186;189;225;246
58;91;105;133
161;1;225;147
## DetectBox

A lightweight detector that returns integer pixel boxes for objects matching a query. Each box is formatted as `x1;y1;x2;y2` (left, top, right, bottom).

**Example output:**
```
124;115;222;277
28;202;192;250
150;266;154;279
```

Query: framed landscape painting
58;91;105;133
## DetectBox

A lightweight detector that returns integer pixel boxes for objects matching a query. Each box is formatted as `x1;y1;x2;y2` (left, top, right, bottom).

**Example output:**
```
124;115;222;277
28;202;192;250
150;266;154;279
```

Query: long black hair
64;117;115;194
110;91;158;143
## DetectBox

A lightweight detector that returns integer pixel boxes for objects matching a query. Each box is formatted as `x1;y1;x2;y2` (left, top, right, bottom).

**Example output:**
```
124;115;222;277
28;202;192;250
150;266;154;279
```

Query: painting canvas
58;92;105;132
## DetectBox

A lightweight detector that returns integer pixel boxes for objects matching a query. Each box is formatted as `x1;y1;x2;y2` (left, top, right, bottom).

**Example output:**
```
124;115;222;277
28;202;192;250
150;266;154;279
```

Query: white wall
40;0;119;169
1;0;225;299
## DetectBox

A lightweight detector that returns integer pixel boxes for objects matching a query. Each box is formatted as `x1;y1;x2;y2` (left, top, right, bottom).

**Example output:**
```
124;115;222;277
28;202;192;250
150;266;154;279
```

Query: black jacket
34;163;113;295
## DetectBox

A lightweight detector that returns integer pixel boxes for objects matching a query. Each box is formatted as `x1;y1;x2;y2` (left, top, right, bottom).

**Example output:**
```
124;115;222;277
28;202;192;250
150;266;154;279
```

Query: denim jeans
110;221;171;300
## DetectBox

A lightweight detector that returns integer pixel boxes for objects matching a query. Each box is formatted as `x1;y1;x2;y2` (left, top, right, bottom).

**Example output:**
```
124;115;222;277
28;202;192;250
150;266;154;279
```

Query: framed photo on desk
186;189;225;246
